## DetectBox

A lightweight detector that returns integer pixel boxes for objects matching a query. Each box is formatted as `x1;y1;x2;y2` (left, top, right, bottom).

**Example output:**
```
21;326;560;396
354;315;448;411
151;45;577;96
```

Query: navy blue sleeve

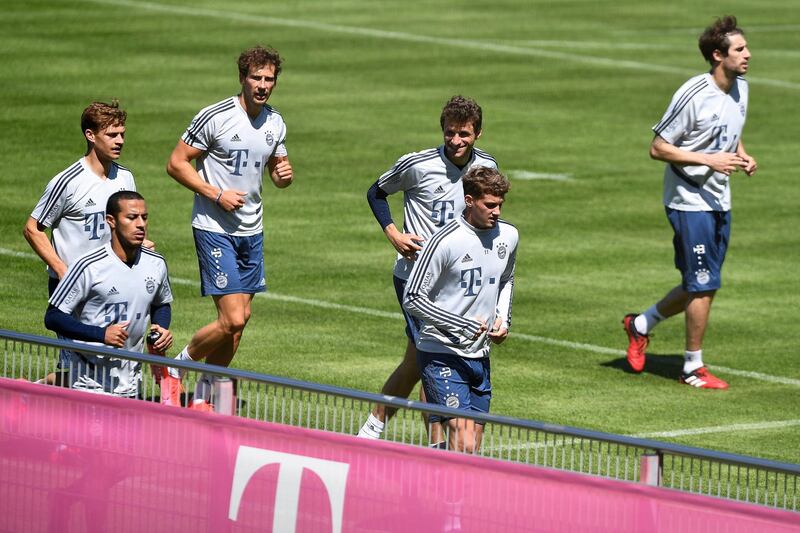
150;303;171;329
44;305;105;343
366;181;393;230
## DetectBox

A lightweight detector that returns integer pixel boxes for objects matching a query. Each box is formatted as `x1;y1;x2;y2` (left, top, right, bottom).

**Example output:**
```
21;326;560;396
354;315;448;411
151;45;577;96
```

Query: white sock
683;350;703;374
193;373;214;404
168;346;193;379
357;414;384;439
634;304;666;335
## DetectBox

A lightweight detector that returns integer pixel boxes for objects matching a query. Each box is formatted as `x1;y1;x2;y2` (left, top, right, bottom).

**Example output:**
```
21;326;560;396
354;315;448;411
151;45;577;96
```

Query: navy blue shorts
417;349;491;423
193;228;266;296
394;275;423;341
666;208;731;293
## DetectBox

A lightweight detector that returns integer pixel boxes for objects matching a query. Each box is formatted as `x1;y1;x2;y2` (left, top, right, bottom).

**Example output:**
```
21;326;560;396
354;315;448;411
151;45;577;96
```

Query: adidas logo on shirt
107;286;119;296
434;185;445;194
230;134;242;142
461;254;473;263
85;198;96;207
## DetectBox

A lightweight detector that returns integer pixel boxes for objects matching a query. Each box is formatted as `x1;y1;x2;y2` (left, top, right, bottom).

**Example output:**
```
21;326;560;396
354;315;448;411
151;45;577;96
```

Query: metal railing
2;328;798;512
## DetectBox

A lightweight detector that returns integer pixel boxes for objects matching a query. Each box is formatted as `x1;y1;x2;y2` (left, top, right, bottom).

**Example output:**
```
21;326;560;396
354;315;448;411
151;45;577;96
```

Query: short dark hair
238;45;283;78
106;190;144;218
81;100;126;134
463;166;509;199
440;95;482;132
699;16;744;65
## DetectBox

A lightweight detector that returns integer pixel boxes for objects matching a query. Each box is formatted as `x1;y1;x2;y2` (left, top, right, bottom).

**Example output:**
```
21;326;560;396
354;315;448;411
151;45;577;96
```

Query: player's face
465;193;504;229
109;199;148;250
719;34;750;76
87;124;125;162
443;120;481;166
240;63;278;109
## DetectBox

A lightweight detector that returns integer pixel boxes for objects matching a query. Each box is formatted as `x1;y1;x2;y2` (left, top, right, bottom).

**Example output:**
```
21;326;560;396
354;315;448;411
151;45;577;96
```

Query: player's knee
219;314;247;336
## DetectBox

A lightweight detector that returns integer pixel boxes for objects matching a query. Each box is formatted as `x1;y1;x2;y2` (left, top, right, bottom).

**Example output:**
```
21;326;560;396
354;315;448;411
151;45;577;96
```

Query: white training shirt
403;215;518;359
653;73;749;212
49;243;173;396
182;96;288;236
30;159;137;278
377;146;498;280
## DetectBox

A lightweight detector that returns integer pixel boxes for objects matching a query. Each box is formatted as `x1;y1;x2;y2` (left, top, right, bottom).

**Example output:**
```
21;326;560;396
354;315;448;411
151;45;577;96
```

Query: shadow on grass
601;353;684;381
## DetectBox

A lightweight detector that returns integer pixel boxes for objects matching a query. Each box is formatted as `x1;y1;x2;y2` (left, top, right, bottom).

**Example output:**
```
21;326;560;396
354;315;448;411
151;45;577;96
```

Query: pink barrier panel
1;378;798;533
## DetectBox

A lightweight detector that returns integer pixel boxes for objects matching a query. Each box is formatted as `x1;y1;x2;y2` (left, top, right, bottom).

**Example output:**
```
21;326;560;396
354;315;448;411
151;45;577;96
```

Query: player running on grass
403;166;517;452
45;191;173;397
165;45;293;411
24;101;142;384
623;16;757;389
358;96;498;440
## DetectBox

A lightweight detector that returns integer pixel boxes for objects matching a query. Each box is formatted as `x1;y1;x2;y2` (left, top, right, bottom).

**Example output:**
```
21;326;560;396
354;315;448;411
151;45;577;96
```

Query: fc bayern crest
265;132;274;145
497;243;507;259
445;393;460;409
696;270;710;285
145;277;156;294
215;273;229;289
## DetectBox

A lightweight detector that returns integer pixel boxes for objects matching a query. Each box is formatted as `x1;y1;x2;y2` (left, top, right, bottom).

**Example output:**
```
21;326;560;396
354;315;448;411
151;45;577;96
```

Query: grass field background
1;0;798;463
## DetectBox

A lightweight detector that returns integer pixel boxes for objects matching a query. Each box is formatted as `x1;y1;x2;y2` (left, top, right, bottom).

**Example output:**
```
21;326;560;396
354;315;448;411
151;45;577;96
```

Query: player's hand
142;238;156;250
149;325;173;354
271;159;293;188
472;319;488;340
104;321;130;348
488;317;509;344
387;227;424;261
705;152;747;176
216;189;247;212
737;153;758;176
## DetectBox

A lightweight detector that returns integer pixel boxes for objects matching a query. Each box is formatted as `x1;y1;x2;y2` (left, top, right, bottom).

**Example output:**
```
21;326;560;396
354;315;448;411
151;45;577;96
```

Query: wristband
214;190;223;205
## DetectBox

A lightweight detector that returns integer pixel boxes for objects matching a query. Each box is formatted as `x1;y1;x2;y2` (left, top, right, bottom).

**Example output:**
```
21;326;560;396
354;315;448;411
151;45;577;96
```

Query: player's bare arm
650;135;746;176
268;155;293;188
736;140;757;176
383;223;424;260
167;140;246;211
23;217;68;279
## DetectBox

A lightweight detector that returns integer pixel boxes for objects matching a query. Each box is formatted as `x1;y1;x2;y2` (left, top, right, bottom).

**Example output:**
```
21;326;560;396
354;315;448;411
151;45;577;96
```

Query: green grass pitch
0;0;798;463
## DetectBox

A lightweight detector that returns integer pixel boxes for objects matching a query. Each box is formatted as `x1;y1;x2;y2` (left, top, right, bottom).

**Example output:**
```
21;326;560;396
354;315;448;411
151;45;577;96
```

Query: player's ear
465;194;475;208
106;213;116;230
474;128;482;141
711;48;725;64
84;128;95;144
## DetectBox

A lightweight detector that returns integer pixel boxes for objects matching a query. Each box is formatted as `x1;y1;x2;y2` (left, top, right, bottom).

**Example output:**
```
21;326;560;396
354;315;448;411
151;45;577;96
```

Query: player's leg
446;357;490;453
358;276;424;439
678;210;730;389
207;293;254;367
417;349;475;449
624;208;691;372
444;417;486;454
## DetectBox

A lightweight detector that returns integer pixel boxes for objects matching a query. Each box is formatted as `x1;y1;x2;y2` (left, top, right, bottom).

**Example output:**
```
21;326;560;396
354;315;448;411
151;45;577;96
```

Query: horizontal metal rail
2;328;798;511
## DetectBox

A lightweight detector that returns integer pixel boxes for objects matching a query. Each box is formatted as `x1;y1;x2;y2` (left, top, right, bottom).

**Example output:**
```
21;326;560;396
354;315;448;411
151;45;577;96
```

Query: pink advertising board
1;378;798;532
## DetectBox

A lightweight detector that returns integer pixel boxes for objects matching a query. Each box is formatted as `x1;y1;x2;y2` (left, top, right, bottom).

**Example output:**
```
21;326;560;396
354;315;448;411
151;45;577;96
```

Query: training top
652;73;749;212
403;215;517;359
30;159;136;278
376;146;498;280
49;243;173;396
181;96;288;236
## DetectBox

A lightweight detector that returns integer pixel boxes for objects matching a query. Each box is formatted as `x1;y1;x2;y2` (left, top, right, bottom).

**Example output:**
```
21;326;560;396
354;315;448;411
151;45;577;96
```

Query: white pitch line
632;419;800;439
508;170;573;181
484;419;800;453
3;246;799;387
79;0;800;91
